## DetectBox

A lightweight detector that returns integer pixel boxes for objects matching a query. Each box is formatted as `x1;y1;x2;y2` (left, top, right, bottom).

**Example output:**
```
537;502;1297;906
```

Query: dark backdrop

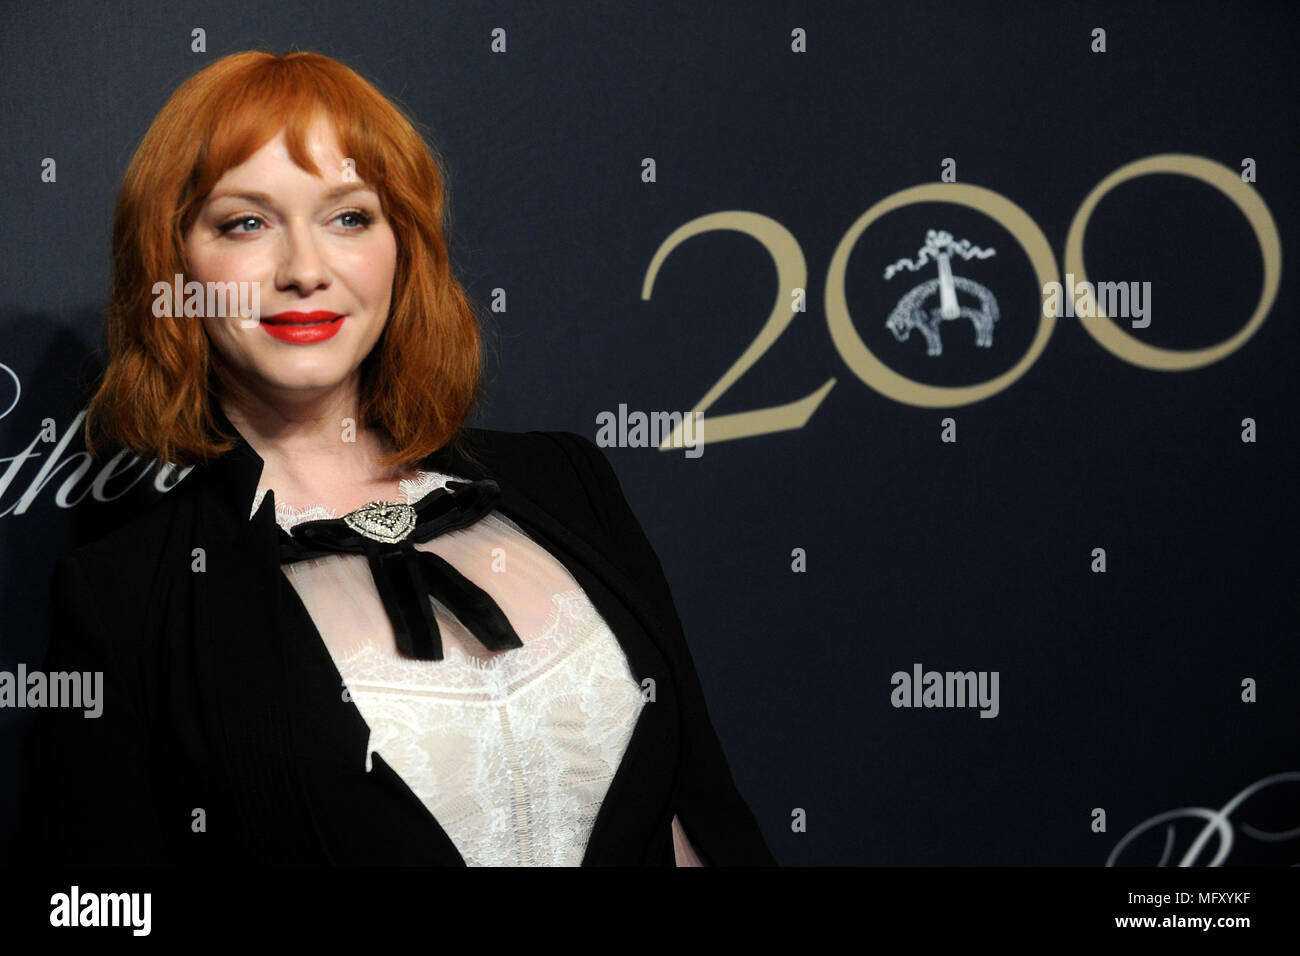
1;0;1297;866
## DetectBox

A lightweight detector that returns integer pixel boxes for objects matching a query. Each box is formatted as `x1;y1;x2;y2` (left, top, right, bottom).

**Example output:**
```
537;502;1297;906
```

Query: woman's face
185;115;397;409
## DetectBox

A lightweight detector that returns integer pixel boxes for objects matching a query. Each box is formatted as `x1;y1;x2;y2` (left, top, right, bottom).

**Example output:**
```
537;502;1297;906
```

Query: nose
274;222;331;294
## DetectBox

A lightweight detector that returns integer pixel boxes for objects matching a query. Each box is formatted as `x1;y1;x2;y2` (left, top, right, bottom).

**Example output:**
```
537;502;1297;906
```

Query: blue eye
218;215;263;234
215;209;374;236
336;209;374;229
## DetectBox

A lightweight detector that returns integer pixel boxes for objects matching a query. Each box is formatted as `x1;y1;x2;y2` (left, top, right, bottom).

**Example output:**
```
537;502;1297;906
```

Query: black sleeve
18;552;177;865
543;431;777;866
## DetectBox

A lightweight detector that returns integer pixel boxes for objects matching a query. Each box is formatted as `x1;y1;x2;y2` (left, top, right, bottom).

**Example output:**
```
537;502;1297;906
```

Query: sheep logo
884;230;999;357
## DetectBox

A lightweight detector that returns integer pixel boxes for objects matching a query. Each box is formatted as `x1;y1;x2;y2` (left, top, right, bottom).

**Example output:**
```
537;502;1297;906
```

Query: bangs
183;57;397;222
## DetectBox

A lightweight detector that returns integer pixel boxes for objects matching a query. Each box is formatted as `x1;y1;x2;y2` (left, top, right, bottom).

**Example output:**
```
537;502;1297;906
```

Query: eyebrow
204;184;378;205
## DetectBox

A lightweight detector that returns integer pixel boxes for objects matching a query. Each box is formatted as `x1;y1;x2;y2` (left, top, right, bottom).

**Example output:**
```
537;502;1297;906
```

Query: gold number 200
642;154;1281;449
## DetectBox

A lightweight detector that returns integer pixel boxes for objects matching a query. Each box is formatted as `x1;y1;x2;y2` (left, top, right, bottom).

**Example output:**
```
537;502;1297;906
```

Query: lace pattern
251;469;459;532
253;469;646;866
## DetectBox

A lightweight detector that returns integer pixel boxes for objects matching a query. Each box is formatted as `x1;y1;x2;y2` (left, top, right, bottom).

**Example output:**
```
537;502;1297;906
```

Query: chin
248;362;359;393
272;373;357;392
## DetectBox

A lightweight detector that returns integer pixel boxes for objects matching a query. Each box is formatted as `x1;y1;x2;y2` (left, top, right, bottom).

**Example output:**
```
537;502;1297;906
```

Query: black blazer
20;412;776;866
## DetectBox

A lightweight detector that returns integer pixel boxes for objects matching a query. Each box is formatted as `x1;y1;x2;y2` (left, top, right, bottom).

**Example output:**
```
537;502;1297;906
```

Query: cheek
189;239;268;286
368;232;399;298
344;242;398;314
199;311;255;365
199;315;231;357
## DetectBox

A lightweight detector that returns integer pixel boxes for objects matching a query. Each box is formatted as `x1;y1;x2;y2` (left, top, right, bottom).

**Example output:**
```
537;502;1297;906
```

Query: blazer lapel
185;413;681;865
185;435;335;862
187;417;467;864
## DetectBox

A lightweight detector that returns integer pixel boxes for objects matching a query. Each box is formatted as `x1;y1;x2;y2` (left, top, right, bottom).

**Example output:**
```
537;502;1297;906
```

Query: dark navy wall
2;0;1297;866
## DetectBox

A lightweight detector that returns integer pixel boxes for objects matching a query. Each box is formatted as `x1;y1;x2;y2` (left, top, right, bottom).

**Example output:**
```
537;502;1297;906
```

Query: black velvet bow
277;478;524;661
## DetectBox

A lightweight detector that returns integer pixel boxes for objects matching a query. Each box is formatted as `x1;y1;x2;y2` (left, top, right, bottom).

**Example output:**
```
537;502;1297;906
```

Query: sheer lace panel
252;470;646;866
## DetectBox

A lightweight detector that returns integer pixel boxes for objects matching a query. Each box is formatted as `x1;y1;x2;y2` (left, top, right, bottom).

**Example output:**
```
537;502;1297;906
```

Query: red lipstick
259;311;345;344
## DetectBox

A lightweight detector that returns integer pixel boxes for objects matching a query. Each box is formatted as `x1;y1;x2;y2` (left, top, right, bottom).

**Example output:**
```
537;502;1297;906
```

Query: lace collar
250;469;467;533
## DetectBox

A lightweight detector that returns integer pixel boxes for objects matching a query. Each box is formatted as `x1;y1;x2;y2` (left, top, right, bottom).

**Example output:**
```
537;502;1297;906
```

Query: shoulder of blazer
522;430;684;632
433;427;680;624
53;476;200;631
454;427;623;560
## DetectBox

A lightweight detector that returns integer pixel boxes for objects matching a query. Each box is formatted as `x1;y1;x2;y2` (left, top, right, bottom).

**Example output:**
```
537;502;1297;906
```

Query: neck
216;375;411;498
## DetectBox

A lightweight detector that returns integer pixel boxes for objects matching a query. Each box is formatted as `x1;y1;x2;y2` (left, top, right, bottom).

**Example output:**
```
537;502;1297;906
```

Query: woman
21;50;774;867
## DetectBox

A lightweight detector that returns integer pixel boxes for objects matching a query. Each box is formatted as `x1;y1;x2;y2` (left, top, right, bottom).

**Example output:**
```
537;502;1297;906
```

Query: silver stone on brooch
343;500;417;543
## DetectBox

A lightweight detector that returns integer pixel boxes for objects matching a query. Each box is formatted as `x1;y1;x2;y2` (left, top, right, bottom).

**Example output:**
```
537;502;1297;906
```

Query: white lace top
250;470;647;866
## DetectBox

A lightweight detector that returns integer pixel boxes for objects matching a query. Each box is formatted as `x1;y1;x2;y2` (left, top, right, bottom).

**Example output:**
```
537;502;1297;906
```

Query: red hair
84;50;494;469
